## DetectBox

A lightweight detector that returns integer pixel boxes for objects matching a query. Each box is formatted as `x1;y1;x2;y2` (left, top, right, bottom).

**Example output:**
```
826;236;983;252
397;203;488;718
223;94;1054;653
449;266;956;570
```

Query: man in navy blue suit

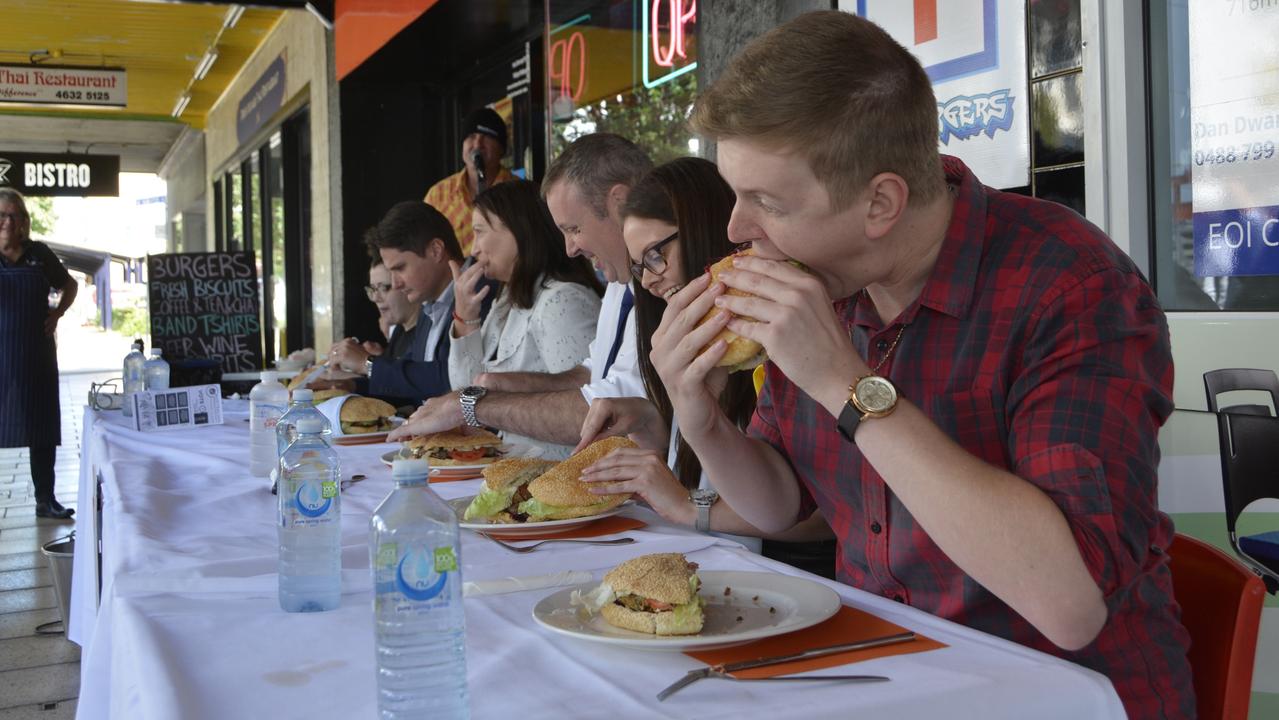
325;202;488;402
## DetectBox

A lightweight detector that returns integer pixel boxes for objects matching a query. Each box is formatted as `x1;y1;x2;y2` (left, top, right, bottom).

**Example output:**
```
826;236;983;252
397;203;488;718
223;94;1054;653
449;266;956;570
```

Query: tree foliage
553;72;699;166
27;196;57;238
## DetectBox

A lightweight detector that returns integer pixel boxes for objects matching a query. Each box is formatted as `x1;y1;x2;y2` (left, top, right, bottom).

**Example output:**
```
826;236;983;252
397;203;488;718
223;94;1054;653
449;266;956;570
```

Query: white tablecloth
70;402;1126;720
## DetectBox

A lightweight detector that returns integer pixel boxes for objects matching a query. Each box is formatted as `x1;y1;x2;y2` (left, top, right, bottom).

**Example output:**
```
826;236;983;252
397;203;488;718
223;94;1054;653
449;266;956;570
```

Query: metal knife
656;630;915;701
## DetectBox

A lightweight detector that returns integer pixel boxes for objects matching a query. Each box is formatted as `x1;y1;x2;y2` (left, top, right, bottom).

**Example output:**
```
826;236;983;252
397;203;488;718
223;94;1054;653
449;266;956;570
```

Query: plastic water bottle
370;459;469;719
142;348;170;391
249;370;289;477
278;417;341;613
275;389;332;458
122;342;145;417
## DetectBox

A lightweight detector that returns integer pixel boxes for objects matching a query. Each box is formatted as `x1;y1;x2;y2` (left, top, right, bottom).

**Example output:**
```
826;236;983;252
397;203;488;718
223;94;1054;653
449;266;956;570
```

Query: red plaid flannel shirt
750;157;1194;719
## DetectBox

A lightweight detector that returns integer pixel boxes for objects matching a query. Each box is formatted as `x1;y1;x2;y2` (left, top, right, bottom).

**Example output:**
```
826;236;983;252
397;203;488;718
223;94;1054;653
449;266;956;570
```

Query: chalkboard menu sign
146;252;263;373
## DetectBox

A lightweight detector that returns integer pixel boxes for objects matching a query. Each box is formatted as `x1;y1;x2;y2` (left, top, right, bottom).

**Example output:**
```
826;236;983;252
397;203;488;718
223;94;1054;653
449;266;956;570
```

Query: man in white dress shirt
390;134;652;446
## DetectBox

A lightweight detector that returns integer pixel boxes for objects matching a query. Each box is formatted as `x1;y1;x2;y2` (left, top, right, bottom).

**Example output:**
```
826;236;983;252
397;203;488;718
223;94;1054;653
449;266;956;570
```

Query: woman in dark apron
0;188;78;520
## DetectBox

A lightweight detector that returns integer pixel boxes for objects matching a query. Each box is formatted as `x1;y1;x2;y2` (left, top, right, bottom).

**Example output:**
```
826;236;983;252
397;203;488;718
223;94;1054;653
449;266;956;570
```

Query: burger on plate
573;553;704;636
516;436;635;521
405;427;504;466
463;457;557;522
340;396;397;435
310;388;349;403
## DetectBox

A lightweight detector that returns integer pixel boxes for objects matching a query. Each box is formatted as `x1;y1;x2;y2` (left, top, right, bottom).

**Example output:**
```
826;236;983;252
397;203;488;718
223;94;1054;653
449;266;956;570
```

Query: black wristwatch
459;385;488;427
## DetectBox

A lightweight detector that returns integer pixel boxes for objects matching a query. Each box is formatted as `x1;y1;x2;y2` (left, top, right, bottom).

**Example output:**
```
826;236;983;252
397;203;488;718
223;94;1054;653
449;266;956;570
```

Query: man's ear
427;237;445;261
863;173;909;241
605;183;630;221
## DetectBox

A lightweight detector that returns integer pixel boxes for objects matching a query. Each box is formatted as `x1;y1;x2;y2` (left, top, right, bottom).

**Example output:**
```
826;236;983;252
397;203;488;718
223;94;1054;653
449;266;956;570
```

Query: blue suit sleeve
358;281;496;403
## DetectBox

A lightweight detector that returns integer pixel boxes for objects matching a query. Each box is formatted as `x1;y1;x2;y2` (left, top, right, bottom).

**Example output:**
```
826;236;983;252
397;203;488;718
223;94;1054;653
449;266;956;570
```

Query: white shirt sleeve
580;306;645;403
447;320;485;390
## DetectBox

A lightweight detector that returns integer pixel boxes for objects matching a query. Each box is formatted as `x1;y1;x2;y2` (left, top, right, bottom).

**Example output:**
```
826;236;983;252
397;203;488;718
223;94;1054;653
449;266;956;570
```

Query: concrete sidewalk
1;320;131;718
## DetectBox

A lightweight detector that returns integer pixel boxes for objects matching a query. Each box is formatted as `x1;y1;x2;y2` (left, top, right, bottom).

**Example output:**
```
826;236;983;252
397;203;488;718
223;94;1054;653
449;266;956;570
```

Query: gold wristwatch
836;374;899;443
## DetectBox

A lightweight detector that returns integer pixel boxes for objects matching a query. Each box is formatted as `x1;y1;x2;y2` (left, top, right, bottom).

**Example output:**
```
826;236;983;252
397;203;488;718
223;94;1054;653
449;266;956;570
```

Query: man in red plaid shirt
648;11;1194;719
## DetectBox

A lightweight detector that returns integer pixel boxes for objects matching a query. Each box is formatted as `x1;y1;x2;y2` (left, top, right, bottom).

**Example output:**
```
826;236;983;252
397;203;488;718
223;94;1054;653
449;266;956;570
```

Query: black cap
460;107;507;149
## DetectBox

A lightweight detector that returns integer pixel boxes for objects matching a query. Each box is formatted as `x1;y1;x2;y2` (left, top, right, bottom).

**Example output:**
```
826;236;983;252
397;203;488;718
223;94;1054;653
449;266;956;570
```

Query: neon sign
643;0;696;89
549;29;588;103
651;0;695;67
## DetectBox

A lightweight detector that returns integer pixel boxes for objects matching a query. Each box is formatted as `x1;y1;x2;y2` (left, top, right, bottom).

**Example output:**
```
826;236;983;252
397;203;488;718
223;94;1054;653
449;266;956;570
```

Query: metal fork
480;533;635;553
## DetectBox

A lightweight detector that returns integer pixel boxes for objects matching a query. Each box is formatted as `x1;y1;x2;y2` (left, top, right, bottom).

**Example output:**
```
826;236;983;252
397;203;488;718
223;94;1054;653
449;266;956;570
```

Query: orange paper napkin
430;470;484;483
482;516;647;541
687;605;945;678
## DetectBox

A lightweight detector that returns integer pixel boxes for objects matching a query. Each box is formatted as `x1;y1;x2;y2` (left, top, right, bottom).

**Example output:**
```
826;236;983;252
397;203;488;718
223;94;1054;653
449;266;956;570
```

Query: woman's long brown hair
622;157;756;489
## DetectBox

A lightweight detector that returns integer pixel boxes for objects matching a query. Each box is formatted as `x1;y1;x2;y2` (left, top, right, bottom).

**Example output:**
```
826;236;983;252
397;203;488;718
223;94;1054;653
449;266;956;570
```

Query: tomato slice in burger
449;448;488;463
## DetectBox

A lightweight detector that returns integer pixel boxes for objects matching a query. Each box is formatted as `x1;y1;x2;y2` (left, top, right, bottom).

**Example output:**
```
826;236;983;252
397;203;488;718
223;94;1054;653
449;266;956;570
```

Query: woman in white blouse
449;179;603;458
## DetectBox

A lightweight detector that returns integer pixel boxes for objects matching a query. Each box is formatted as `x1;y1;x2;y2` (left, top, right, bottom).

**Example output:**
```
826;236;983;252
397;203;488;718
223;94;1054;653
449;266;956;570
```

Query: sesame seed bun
700;248;767;373
525;436;635;514
603;553;699;605
480;458;555;494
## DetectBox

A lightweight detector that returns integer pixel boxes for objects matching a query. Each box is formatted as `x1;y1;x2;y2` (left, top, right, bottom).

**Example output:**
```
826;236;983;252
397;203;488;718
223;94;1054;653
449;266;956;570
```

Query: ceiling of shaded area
0;0;284;129
0;113;183;173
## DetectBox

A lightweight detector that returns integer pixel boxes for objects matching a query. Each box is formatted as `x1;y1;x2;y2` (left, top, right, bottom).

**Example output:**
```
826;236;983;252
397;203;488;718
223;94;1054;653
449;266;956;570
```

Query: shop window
267;132;288;355
1016;0;1085;213
228;164;244;251
546;0;699;166
1029;0;1082;77
210;106;313;364
1148;1;1279;311
212;179;224;250
1031;72;1084;167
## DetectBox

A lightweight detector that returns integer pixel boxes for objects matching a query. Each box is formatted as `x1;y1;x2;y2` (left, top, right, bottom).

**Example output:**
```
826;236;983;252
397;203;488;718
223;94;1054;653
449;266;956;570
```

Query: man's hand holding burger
714;253;868;419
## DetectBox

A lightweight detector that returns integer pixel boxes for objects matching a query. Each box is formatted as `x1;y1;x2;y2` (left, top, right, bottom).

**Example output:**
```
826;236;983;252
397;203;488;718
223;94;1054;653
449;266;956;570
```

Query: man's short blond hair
692;10;946;209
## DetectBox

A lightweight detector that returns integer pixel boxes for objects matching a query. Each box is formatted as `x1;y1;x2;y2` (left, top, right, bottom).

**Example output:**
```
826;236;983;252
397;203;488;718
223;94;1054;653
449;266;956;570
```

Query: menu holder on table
130;385;224;433
686;605;945;678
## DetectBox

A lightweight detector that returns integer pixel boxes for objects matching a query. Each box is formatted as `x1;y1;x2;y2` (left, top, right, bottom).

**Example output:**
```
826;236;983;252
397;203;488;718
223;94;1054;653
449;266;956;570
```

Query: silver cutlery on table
656;630;915;701
480;533;635;554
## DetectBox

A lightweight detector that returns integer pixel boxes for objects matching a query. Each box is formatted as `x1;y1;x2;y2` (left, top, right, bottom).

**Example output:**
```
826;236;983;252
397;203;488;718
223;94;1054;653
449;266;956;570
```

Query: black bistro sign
0;152;119;197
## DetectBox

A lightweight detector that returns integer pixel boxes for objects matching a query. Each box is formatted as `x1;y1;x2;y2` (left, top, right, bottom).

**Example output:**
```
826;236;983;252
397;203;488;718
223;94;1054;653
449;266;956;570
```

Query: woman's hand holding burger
579;447;696;526
649;273;733;441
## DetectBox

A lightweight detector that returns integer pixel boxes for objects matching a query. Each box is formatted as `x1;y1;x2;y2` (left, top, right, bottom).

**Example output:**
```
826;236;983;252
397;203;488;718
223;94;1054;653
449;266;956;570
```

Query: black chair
1203;369;1279;594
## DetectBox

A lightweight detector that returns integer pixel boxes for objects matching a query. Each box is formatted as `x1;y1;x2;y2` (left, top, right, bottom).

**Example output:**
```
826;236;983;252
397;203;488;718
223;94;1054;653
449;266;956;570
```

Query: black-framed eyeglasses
364;282;393;300
630;231;678;281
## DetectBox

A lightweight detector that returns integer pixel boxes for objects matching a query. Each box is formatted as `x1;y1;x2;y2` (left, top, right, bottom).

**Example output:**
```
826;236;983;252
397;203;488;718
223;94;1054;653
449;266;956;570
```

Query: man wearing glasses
323;203;494;403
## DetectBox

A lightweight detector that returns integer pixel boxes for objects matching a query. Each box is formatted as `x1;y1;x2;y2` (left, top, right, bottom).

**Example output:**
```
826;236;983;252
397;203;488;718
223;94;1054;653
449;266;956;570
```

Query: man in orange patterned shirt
423;107;516;256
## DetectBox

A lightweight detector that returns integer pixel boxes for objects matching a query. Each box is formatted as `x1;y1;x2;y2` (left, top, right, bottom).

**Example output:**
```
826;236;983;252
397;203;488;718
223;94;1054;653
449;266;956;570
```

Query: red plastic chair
1168;533;1265;720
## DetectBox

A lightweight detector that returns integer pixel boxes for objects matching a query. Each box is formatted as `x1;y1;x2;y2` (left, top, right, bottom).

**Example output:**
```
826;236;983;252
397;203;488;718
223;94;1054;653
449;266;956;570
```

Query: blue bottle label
374;543;457;613
281;473;337;527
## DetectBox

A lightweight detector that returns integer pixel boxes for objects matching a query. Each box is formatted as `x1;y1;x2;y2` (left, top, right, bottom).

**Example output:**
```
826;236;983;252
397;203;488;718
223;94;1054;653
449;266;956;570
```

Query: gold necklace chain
869;323;908;376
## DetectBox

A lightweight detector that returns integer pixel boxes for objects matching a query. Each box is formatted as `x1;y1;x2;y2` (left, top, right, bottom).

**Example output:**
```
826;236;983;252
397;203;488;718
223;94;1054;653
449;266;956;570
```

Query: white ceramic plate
379;443;542;471
447;495;628;536
332;417;405;446
532;570;841;651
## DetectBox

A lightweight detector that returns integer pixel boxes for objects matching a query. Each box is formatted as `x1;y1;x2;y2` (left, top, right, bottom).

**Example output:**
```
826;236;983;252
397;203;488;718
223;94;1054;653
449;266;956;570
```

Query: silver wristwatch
364;358;374;378
459;385;488;427
690;488;719;533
